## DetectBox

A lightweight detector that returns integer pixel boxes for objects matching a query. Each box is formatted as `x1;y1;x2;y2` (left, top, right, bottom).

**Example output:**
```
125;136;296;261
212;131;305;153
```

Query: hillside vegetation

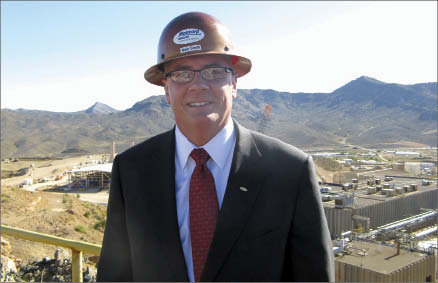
1;185;106;263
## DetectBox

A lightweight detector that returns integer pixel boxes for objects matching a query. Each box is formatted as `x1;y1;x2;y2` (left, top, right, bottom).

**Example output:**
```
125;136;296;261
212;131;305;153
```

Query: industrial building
68;163;112;190
332;209;437;282
334;240;436;282
322;177;437;239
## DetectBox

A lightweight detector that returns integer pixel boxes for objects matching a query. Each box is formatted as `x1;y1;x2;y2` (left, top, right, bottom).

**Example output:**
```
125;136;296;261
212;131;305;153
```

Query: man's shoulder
116;128;174;161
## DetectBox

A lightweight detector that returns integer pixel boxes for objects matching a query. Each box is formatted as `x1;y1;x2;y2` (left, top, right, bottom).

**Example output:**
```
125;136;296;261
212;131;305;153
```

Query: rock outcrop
0;247;97;282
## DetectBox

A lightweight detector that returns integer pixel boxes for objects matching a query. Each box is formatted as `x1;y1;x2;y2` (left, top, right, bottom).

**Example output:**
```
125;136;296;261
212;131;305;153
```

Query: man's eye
211;69;224;75
174;71;190;78
205;68;226;78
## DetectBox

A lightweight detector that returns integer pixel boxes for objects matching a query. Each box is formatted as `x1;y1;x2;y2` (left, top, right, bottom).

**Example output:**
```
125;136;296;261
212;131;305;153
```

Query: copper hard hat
144;12;252;86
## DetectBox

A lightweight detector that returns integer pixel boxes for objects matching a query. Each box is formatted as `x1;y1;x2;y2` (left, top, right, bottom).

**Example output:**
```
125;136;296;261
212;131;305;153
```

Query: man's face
162;54;237;137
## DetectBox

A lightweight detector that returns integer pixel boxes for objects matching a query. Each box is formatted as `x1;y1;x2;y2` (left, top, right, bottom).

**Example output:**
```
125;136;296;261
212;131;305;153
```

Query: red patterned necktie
189;148;219;282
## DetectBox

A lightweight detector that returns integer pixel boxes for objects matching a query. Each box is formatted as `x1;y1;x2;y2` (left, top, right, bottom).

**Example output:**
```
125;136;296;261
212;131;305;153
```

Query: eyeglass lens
167;67;231;83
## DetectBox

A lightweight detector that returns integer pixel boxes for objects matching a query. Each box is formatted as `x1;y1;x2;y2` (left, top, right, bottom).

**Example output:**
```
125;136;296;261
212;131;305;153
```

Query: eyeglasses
165;67;234;83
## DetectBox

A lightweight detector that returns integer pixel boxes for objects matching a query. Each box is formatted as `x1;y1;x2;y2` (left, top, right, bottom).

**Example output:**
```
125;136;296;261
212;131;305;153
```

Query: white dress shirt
174;119;236;282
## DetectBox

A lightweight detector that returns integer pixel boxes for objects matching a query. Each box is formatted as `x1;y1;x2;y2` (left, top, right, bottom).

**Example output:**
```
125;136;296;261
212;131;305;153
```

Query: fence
1;224;101;282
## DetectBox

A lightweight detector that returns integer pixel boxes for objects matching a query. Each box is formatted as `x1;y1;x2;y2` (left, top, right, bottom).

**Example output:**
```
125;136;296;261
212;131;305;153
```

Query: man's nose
188;71;208;91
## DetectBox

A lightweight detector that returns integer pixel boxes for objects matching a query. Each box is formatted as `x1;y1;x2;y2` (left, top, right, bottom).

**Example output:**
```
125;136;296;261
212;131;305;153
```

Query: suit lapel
202;121;266;281
145;128;189;281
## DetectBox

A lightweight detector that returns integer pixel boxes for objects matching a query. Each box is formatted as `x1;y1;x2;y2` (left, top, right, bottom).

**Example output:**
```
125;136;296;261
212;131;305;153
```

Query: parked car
320;186;332;193
422;179;432;186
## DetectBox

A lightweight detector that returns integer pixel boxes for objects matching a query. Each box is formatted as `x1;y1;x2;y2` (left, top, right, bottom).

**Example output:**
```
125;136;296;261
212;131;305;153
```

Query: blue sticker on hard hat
173;28;205;45
180;45;202;54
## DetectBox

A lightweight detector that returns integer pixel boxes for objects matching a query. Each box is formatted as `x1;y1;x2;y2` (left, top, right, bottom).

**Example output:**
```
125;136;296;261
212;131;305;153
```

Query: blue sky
1;1;437;112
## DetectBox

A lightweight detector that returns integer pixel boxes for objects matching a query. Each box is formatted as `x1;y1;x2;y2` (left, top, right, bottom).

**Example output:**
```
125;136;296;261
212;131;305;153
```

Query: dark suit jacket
97;121;334;282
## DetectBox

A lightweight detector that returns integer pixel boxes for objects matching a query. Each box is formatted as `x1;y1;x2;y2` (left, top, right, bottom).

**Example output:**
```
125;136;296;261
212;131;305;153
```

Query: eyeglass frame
164;66;235;83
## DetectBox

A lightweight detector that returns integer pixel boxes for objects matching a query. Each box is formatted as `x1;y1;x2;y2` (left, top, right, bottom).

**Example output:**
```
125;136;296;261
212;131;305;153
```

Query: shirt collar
175;119;235;170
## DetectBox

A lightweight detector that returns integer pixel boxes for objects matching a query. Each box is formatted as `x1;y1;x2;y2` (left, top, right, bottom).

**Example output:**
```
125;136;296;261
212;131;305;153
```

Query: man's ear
162;79;171;104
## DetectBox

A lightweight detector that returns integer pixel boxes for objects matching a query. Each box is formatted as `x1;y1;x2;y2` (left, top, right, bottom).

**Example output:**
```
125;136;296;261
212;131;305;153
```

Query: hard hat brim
144;52;252;86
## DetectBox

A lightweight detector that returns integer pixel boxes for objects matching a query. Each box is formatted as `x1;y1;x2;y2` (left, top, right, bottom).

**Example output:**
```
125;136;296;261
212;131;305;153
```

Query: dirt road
1;155;103;187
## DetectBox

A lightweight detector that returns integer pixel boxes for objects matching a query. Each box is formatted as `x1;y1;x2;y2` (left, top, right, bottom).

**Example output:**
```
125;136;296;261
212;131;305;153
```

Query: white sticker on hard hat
180;45;202;53
173;28;205;45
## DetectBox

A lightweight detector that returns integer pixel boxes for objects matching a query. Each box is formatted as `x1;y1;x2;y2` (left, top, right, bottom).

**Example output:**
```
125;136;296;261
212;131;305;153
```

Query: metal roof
70;163;113;173
335;240;430;274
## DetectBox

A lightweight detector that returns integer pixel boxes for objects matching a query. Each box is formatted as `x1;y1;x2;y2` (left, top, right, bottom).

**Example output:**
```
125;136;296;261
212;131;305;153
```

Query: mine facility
67;163;112;191
321;177;437;238
332;210;437;282
64;142;116;191
2;143;436;282
322;171;437;282
334;239;436;282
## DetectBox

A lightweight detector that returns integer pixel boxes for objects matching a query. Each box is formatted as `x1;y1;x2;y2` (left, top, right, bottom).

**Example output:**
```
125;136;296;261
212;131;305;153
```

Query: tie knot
190;148;210;166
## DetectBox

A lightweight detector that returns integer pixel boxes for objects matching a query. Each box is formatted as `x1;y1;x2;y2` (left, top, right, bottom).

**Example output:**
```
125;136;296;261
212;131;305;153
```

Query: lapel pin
239;187;248;192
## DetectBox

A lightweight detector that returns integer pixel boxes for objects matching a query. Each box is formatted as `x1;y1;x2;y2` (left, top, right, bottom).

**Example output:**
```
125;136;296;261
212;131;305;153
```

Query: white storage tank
321;195;332;202
367;186;377;194
410;184;418;191
23;179;33;185
382;188;396;197
335;194;354;209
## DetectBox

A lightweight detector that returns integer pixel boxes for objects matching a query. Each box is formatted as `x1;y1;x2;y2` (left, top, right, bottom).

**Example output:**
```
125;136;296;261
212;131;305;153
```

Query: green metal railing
1;224;101;282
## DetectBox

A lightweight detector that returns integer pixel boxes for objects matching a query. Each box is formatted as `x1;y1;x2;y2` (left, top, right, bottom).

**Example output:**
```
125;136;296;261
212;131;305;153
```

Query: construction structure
68;163;112;191
257;104;272;134
111;141;116;162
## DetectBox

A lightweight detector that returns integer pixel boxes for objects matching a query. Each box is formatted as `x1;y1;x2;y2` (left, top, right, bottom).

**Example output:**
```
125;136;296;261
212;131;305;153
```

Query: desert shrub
93;220;106;231
1;193;10;203
74;225;87;234
82;202;93;209
62;194;71;204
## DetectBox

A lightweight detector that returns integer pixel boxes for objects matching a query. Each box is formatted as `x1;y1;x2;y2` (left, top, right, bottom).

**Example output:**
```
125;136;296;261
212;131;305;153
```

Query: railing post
72;249;83;282
1;225;101;282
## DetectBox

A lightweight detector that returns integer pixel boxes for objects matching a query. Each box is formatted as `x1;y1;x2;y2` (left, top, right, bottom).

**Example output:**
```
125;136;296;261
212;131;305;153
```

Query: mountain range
1;76;436;158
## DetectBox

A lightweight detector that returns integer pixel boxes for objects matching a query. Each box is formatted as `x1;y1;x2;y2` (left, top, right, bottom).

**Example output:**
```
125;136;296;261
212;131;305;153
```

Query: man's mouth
187;102;211;107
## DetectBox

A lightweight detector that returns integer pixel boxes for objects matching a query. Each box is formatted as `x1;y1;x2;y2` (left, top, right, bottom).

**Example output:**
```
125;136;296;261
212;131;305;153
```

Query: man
97;12;334;282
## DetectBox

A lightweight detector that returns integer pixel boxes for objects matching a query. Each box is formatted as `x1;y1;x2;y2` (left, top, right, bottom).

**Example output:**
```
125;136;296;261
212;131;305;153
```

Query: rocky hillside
1;76;436;158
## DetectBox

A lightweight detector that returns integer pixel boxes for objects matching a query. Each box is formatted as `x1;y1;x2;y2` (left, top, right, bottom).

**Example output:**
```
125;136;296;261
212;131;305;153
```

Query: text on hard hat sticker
173;28;205;44
180;45;202;54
